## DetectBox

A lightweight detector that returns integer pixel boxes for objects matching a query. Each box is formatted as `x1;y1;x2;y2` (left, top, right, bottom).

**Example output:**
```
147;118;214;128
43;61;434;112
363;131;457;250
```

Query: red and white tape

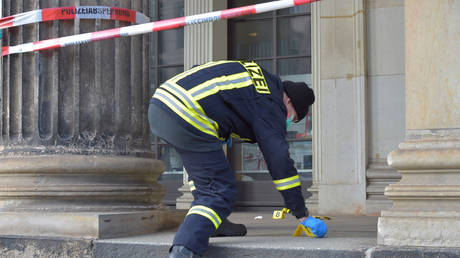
0;6;150;30
2;0;319;57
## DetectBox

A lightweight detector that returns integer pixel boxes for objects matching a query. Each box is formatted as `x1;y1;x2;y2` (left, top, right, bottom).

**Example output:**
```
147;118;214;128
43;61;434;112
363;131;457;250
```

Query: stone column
307;0;367;215
176;0;228;209
378;0;460;247
364;0;405;215
0;0;181;239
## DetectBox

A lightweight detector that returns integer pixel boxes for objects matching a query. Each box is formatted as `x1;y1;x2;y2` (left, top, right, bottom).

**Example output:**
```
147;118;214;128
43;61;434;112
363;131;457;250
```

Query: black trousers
171;147;237;256
148;102;236;255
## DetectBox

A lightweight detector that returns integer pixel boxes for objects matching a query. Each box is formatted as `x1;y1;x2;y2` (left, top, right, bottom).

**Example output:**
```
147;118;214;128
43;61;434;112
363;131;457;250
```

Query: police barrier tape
0;6;150;30
1;0;319;57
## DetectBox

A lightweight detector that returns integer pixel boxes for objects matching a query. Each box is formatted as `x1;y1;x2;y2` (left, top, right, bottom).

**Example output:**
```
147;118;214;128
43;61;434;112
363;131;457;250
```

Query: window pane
286;111;312;140
278;57;311;76
159;66;183;85
278;4;311;15
230;0;271;19
230;20;273;59
277;16;311;56
159;29;184;65
159;0;184;20
289;141;312;171
239;141;312;176
257;60;274;74
242;144;268;172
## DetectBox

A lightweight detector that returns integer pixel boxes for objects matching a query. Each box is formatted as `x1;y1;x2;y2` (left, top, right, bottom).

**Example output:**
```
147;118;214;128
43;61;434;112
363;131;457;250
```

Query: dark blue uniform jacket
150;61;307;218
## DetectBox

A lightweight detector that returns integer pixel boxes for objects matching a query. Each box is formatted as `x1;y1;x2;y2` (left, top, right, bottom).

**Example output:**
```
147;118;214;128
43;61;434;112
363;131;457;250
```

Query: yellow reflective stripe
161;82;219;133
239;61;270;94
230;133;252;142
277;181;301;191
192;76;253;100
170;60;233;83
273;175;301;191
188;211;219;229
188;180;196;191
193;78;253;100
187;205;222;229
188;72;252;100
162;82;206;114
273;175;300;184
153;89;218;138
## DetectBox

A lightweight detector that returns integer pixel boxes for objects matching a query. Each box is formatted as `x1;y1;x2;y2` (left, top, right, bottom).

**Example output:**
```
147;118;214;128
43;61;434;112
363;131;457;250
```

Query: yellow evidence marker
293;224;317;237
312;216;331;220
272;208;331;221
272;208;291;220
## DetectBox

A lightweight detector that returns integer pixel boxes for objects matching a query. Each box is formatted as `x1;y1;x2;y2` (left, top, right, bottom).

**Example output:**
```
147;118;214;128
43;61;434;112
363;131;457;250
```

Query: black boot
211;218;247;237
169;245;202;258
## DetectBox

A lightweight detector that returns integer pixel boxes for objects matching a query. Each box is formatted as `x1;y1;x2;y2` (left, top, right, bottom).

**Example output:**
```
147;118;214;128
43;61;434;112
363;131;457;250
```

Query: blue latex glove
300;216;328;238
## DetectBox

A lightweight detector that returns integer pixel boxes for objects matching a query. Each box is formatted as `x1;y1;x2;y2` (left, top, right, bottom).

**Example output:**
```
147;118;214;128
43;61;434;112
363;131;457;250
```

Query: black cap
282;81;315;122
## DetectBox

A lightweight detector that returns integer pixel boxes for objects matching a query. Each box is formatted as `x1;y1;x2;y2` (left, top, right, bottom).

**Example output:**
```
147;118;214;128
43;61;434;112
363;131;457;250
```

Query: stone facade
0;0;183;239
308;0;368;215
378;0;460;247
1;0;459;249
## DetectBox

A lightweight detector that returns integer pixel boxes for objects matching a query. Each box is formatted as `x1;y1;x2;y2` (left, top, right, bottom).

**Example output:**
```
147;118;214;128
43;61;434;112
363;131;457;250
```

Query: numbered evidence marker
272;208;291;220
293;224;317;237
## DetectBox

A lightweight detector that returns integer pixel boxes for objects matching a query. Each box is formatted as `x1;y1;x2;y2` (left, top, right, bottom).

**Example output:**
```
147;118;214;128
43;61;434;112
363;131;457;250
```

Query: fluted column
378;0;460;247
0;0;181;239
176;0;228;209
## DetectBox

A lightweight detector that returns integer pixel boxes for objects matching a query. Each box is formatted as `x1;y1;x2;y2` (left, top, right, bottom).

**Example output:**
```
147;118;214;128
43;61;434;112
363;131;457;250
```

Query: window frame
228;7;311;76
150;0;184;161
228;1;313;174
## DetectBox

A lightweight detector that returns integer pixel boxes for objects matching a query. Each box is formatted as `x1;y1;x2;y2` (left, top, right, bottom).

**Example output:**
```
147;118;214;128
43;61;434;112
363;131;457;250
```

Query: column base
378;211;460;247
305;184;319;214
366;160;400;215
175;185;193;210
0;155;167;212
380;134;460;248
0;208;185;239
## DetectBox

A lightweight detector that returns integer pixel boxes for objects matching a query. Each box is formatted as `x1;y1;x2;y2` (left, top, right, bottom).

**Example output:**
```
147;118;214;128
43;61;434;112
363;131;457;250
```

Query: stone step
0;212;459;257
